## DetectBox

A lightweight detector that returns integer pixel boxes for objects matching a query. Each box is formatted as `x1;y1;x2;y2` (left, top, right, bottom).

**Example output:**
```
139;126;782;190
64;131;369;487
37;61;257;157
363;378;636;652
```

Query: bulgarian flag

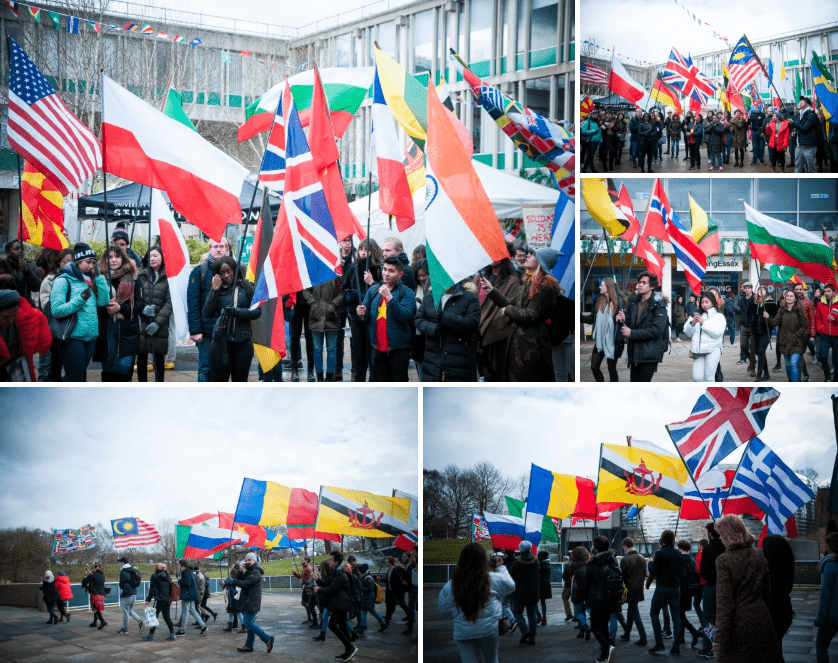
424;79;508;307
745;203;838;287
101;74;249;241
150;189;190;341
237;67;375;142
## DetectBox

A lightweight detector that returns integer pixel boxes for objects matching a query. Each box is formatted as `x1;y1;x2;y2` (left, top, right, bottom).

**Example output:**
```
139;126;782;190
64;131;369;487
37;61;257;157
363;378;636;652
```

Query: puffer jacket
705;120;726;152
416;286;481;382
538;557;553;599
509;551;540;605
230;563;264;613
816;553;838;626
316;561;353;611
359;572;379;611
749;111;766;134
581;117;602;144
137;269;172;355
684;306;727;355
147;570;171;603
623;293;668;366
773;302;808;355
55;575;73;602
0;298;50;381
40;579;59;604
687;119;704;145
202;279;262;344
789;107;819;146
438;565;515;640
361;282;416;351
50;264;110;341
96;273;144;361
766;119;790;150
119;564;139;598
303;278;342;332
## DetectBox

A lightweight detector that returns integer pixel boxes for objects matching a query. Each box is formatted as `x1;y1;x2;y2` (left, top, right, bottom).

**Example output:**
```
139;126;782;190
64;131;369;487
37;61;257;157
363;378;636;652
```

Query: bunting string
671;0;731;48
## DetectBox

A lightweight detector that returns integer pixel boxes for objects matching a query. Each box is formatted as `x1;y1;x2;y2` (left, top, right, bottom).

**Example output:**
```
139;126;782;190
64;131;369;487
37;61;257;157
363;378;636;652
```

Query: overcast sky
424;387;838;484
581;0;838;64
0;388;418;531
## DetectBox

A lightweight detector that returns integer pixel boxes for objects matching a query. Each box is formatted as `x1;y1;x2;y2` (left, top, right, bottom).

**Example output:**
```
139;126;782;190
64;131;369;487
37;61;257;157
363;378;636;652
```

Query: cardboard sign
522;204;556;251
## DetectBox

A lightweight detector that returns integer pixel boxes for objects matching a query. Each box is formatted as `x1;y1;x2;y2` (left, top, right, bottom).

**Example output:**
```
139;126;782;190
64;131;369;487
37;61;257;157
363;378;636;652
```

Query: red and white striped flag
7;37;101;196
110;517;162;548
580;62;608;85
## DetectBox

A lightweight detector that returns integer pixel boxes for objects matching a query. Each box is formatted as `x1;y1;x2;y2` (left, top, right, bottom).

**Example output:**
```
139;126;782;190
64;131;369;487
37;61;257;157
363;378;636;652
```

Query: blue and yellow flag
812;60;838;124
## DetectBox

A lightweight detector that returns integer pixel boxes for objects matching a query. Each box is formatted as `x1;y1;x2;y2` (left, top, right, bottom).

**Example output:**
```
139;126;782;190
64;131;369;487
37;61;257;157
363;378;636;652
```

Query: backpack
169;580;180;602
659;302;672;354
547;293;574;346
129;568;141;588
686;558;702;592
596;564;625;604
347;573;361;606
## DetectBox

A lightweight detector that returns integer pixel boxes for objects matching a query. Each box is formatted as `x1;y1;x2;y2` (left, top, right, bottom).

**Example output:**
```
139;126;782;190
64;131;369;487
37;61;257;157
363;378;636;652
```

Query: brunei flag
597;443;689;511
19;162;68;250
581;178;630;237
650;73;683;113
688;193;720;258
315;487;411;539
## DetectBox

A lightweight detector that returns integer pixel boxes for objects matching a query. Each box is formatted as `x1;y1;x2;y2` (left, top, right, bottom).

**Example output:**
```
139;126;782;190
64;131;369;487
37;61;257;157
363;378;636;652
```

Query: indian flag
745;203;838;287
424;79;508;308
237;67;374;142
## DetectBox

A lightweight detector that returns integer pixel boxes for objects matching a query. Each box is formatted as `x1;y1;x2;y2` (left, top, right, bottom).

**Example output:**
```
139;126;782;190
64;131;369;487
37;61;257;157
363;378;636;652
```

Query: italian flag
745;203;838;287
424;79;508;308
237;67;375;142
101;75;249;241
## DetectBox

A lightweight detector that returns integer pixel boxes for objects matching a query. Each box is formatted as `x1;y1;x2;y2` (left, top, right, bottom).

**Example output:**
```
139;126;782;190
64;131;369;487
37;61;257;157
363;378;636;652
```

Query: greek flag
479;85;505;110
730;437;815;534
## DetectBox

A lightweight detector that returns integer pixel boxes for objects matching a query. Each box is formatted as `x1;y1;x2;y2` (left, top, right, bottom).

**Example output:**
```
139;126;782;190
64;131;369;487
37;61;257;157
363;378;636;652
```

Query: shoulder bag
45;276;78;342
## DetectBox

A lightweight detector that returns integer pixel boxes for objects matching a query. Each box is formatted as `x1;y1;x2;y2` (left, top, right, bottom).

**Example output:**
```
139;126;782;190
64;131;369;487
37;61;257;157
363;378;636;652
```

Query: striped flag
7;37;102;196
728;36;763;92
482;511;526;550
110;517;162;548
580;62;608;85
173;35;186;43
66;16;79;34
123;22;138;31
19;161;68;250
257;91;288;194
87;20;101;33
157;32;170;40
598;443;688;511
140;24;154;34
550;189;575;298
6;1;18;17
315;487;412;539
635;235;666;280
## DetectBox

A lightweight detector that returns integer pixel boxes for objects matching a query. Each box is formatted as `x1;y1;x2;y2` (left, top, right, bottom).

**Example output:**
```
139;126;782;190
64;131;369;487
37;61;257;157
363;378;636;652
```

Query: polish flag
609;53;652;109
150;189;190;341
101;74;249;241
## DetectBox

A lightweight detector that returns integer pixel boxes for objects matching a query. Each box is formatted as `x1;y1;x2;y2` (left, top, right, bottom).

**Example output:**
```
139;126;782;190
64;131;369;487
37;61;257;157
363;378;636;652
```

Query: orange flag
19;162;68;250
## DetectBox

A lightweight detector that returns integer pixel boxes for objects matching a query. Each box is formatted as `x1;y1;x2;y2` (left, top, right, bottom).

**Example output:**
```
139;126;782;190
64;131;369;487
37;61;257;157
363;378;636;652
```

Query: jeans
320;607;355;634
670;138;679;157
59;338;96;382
241;611;270;649
311;330;338;374
816;621;838;663
455;632;499;663
819;334;838;380
196;338;211;381
553;340;573;382
372;347;411;381
630;139;640;164
37;346;51;381
629;362;657;382
701;584;716;651
784;352;801;382
360;605;386;628
752;132;765;162
625;601;647;640
651;586;682;650
121;595;143;630
689;143;702;167
726;319;736;345
709;150;722;168
590;606;612;657
574;602;588;627
512;602;538;638
608;608;627;639
179;600;204;630
796;145;817;173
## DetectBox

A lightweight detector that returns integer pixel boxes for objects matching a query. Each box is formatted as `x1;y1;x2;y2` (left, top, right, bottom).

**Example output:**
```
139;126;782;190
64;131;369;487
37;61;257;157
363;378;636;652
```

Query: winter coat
788;107;818;146
649;544;684;588
147;570;172;603
746;298;778;336
667;117;682;138
187;258;220;336
730;117;749;149
96;275;144;362
578;550;620;610
0;298;50;381
137;269;172;355
614;119;627;142
230;563;263;613
316;562;352;612
359;572;379;611
538;558;553;599
416;286;481;382
342;261;381;322
638;121;658;146
178;568;199;603
39;272;57;311
581;118;602;144
735;293;753;328
723;298;738;325
685;300;698;319
620;549;647;603
816;553;838;626
684;306;726;355
772;302;808;355
438;564;515;640
766;119;790;150
816;295;838;336
570;559;589;605
486;276;558;382
119;564;139;598
623;293;668;366
202;280;262;344
394;253;416;291
509;551;540;605
360;282;416;351
680;554;700;605
40;580;59;604
50;265;110;341
195;571;206;600
714;543;784;663
82;570;106;596
705;120;726;152
687;120;704;145
303;278;342;333
477;269;522;348
700;539;726;586
55;575;72;602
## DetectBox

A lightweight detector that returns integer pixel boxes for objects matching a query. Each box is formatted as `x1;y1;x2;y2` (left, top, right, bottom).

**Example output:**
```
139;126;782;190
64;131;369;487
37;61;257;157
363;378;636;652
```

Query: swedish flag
812;61;838;123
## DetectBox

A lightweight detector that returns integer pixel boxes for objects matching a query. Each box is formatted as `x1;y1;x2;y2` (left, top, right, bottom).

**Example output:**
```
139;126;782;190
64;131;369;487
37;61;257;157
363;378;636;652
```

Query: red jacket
800;296;816;337
695;548;707;585
765;119;790;150
0;298;51;381
817;296;838;336
55;575;73;601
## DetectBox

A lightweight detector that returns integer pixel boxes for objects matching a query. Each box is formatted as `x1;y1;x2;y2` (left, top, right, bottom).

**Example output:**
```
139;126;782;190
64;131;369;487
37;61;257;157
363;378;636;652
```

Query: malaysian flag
257;93;287;194
667;387;780;480
7;37;101;196
728;36;763;92
580;62;608;85
110;517;162;548
662;48;715;104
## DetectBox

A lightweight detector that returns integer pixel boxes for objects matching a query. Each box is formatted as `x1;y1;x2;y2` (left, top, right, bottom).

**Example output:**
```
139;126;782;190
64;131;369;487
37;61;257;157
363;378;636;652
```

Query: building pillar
549;74;557;120
521;0;532;72
662;253;673;326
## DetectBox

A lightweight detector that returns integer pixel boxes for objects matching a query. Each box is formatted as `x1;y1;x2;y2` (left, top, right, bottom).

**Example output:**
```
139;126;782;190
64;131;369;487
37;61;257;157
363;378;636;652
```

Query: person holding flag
615;271;669;382
684;291;727;382
787;96;819;173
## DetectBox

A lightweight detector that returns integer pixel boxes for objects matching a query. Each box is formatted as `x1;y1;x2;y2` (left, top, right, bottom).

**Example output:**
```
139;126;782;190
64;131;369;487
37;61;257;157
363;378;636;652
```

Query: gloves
142;305;156;317
145;322;160;336
224;306;238;318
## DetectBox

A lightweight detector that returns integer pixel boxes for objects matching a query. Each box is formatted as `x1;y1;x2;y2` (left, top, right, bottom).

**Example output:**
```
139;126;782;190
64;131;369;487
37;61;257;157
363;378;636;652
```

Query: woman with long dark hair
581;277;620;382
684;291;726;382
137;246;172;382
438;542;515;663
772;289;808;382
342;238;382;382
747;287;778;382
762;534;795;647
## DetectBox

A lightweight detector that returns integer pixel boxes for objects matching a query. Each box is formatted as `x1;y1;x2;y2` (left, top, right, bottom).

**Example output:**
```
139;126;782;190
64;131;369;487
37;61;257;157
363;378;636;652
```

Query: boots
46;615;55;624
316;372;324;382
313;632;326;641
333;369;343;382
166;632;177;640
541;616;547;626
58;614;65;622
142;633;154;641
290;366;300;382
307;368;316;382
325;372;334;382
222;624;233;632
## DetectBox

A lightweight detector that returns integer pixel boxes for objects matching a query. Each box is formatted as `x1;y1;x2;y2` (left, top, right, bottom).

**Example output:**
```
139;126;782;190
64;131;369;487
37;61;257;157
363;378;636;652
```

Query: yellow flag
581;178;630;237
315;487;411;539
597;444;688;511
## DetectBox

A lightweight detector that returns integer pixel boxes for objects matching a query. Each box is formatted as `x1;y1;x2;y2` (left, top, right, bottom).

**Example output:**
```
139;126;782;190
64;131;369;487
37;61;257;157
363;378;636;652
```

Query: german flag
597;444;688;511
650;73;682;113
315;487;411;539
19;162;68;251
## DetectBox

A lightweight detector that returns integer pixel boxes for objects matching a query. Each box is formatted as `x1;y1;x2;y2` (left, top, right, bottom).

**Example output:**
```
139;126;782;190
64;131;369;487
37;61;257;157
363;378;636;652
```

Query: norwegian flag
680;468;764;520
666;387;781;480
663;48;715;104
252;79;340;303
394;530;418;552
257;92;288;194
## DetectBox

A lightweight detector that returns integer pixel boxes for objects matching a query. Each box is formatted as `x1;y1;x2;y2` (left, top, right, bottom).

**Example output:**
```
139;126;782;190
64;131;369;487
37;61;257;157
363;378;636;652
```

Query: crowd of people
580;96;836;174
1;228;574;382
438;514;838;663
39;549;418;662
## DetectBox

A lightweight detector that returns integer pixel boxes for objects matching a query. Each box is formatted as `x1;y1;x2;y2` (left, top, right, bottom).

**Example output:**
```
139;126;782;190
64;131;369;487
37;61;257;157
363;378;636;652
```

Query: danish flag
663;48;715;104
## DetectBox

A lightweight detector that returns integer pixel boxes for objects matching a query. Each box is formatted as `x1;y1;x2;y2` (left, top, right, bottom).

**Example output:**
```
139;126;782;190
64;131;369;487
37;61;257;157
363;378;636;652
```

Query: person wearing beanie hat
1;238;42;301
110;229;142;267
224;552;273;653
478;244;562;381
50;243;109;381
535;247;563;274
0;287;50;381
40;570;60;625
509;539;540;645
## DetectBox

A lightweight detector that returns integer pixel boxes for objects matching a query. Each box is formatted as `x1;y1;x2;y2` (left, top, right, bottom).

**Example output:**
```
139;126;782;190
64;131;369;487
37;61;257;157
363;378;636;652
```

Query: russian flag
183;525;242;558
483;512;525;551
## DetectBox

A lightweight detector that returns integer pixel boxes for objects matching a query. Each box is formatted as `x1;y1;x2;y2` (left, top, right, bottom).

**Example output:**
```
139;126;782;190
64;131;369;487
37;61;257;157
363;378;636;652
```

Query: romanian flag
315;487;411;539
19;162;68;250
580;95;594;119
689;193;720;257
597;443;689;511
140;24;154;34
650;73;683;113
232;478;319;538
123;22;137;31
375;299;388;352
581;178;630;236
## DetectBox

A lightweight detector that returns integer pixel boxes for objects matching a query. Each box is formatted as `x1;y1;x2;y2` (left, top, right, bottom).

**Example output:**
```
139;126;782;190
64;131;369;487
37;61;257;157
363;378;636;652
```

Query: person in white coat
439;542;516;663
684;291;727;382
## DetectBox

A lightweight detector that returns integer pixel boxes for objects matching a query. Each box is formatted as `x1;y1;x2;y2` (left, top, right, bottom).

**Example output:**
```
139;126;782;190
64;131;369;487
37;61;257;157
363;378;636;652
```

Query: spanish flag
315;486;411;538
19;162;68;251
581;178;630;237
597;444;688;511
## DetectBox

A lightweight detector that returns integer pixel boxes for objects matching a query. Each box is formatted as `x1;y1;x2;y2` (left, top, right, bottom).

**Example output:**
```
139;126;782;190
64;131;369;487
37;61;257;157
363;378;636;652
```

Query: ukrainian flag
597;444;688;511
315;487;411;538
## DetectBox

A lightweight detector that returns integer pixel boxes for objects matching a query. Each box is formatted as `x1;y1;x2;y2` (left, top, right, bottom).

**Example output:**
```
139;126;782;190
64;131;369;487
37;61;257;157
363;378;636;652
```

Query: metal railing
424;563;566;585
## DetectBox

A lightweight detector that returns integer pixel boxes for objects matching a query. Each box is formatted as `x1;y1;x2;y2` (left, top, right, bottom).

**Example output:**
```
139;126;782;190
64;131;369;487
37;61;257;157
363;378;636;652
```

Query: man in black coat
81;563;108;629
789;97;819;173
577;535;620;663
697;522;726;657
143;562;176;640
509;540;541;645
749;108;767;165
226;552;273;653
646;529;684;656
616;271;667;382
314;551;358;661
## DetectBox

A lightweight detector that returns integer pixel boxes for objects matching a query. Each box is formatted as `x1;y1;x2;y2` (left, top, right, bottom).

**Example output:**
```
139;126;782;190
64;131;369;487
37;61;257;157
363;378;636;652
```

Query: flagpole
664;423;716;522
720;438;751;517
580;232;606;326
100;71;112;287
742;35;785;106
15;155;24;261
627;436;643;555
128;184;144;245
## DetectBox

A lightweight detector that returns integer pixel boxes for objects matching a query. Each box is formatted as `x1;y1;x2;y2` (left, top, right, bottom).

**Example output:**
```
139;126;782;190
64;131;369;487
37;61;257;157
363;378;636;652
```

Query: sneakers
116;628;127;634
141;633;154;641
663;631;674;639
565;615;574;622
313;633;326;641
200;627;207;635
176;630;186;636
635;639;648;645
736;359;746;365
607;645;616;663
697;650;715;659
341;646;358;661
620;633;631;641
166;633;177;640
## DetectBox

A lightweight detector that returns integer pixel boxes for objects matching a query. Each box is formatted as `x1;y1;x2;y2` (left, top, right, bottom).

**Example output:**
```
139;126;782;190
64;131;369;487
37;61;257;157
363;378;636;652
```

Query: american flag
580;62;608;85
727;37;763;92
7;37;101;196
667;387;781;480
110;517;162;549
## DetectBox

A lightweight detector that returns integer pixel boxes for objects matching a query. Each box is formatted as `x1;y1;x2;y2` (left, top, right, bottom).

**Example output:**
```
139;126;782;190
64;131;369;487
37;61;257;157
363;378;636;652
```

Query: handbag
144;605;159;628
45;276;77;342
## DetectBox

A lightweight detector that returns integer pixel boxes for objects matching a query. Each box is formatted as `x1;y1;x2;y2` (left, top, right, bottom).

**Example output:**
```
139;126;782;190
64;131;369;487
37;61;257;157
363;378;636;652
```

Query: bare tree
797;468;819;483
466;462;511;515
509;472;530;502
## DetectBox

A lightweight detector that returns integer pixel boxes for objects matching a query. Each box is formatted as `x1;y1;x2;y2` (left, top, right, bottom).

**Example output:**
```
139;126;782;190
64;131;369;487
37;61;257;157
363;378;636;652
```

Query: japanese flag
150;188;190;342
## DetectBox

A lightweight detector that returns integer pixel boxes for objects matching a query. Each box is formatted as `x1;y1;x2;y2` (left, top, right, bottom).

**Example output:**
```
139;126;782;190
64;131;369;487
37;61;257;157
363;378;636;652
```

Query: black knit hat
111;229;130;244
73;243;96;263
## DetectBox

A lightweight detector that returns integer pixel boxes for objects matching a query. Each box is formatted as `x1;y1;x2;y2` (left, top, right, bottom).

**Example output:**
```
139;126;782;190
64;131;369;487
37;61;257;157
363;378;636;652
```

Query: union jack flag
662;48;715;104
257;93;288;194
666;387;781;480
252;79;339;303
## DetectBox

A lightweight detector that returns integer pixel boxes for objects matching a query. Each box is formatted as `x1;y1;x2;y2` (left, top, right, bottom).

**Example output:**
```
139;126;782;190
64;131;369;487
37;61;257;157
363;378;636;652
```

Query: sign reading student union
677;256;743;272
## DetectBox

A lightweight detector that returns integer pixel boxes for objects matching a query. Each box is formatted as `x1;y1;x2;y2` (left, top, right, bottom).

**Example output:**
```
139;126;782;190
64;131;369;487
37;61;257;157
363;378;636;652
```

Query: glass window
413;10;433;74
527;76;551;118
334;34;350;68
458;3;466;58
758;179;797;211
803;213;838;232
668;179;710;215
472;105;482;153
501;0;509;57
378;21;396;58
830;31;838;52
799;179;838;212
438;8;446;71
712;179;751;211
517;0;528;54
532;0;558;51
710;213;747;232
556;74;566;122
470;0;492;63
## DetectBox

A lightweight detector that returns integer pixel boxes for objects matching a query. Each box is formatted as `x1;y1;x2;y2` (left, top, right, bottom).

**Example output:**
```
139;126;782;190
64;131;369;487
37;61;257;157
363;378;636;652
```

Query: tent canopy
348;160;560;255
